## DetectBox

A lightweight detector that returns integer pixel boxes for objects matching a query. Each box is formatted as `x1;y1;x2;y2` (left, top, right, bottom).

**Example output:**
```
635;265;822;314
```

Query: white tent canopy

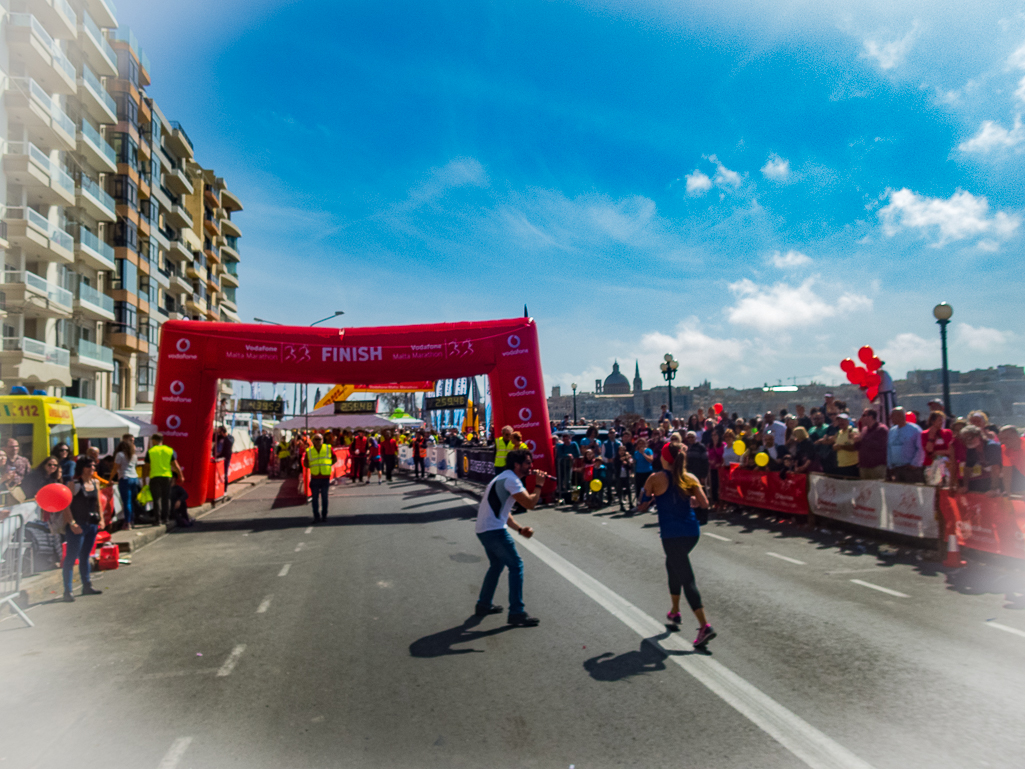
276;404;397;431
73;405;157;439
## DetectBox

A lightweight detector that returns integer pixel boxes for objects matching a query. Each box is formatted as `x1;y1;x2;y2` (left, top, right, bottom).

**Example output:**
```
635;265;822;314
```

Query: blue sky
118;0;1025;394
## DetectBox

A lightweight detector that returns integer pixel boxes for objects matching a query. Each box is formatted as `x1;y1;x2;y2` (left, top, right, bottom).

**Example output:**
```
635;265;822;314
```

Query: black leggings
661;536;702;611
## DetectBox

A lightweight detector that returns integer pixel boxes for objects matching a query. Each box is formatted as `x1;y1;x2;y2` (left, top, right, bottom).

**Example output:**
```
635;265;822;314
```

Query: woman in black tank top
60;457;103;602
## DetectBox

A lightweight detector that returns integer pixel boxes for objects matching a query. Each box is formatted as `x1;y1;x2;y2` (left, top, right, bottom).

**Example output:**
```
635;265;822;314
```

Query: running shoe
666;611;682;624
693;624;717;647
507;613;541;627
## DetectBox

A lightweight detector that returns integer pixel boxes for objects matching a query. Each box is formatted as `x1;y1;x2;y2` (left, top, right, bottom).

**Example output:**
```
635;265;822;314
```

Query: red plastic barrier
719;465;809;515
938;490;1025;559
205;448;258;502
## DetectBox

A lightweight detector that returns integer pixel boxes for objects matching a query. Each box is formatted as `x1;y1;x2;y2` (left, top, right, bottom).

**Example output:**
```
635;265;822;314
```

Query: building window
116;91;138;127
114;258;137;294
112;175;139;207
138;317;158;346
117;50;139;86
67;377;93;401
138;360;156;391
111;359;122;410
139;275;158;306
113;218;138;250
110;133;139;172
113;302;137;336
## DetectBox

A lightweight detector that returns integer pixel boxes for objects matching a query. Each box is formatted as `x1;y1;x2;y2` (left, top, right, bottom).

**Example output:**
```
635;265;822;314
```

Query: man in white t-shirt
475;448;548;626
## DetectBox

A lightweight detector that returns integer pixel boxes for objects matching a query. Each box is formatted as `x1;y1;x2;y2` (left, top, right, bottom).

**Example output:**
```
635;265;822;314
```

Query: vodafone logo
514;376;528;389
526;439;537;453
170;380;185;395
166;415;182;430
176;338;191;353
518;408;532;422
507;335;520;349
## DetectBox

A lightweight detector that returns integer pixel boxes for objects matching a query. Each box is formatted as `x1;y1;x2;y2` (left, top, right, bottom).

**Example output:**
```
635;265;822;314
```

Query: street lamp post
933;302;953;417
659;354;679;414
571;383;578;424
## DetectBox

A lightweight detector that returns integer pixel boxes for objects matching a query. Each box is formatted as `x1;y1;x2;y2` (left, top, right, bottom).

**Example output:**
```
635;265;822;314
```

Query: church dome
603;361;631;395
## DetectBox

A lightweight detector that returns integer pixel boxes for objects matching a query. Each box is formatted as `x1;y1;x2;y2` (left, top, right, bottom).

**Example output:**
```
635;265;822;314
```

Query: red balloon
839;358;856;373
858;345;874;364
713;403;723;414
906;411;917;425
865;371;881;387
868;356;883;372
866;385;879;401
36;483;71;513
849;367;866;385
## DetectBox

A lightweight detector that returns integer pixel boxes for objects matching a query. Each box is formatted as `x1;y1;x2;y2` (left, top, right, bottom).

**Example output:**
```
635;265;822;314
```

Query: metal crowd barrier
0;513;33;627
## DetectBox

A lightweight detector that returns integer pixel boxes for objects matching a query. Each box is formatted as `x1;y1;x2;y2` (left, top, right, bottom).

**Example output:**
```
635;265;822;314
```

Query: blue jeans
476;529;524;615
63;523;98;594
119;478;141;526
309;476;330;519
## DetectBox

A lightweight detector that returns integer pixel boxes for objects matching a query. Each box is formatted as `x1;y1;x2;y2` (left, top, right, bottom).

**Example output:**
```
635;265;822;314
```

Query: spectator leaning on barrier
832;414;860;479
998;427;1025;496
795;404;812;430
855;409;888;480
5;438;30;486
601;429;623;505
958;425;1002;493
922;412;954;486
887;407;925;484
762;411;787;447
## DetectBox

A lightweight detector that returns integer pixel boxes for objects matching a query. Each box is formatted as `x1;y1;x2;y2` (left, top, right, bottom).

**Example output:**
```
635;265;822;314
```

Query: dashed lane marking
849;579;909;598
305;526;313;534
278;563;291;577
216;644;247;677
515;533;876;769
704;532;732;542
157;736;193;769
295;542;305;552
767;552;807;565
986;621;1025;639
256;595;273;614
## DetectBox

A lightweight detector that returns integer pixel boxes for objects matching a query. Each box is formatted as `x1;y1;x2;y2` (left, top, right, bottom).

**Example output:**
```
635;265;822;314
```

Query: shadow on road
409;616;514;657
173;504;476;535
584;631;700;682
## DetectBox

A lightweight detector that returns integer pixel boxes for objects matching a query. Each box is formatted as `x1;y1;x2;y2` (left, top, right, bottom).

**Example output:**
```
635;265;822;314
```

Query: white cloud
407;157;489;206
725;278;871;331
877;332;939;375
958;116;1025;153
760;153;791;181
1017;77;1025;104
638;318;752;382
1009;41;1025;71
861;21;920;70
709;154;742;188
685;170;713;196
768;250;812;269
878;188;1021;247
955;323;1014;352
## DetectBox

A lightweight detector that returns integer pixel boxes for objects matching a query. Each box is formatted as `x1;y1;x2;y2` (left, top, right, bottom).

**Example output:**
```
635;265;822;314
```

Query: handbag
137;484;153;505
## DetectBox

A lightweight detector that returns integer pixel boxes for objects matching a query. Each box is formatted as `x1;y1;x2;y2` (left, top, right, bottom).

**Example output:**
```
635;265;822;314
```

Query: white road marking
516;534;876;769
295;542;305;552
216;644;247;677
703;532;732;542
256;595;273;614
767;552;806;565
278;563;291;577
305;526;313;534
986;621;1025;639
157;736;193;769
849;579;909;598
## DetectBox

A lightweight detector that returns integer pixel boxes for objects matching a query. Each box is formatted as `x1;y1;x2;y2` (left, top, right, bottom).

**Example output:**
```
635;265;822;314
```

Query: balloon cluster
840;345;883;401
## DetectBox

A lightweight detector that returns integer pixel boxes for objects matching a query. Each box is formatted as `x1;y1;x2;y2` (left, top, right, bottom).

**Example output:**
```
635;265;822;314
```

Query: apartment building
0;0;242;408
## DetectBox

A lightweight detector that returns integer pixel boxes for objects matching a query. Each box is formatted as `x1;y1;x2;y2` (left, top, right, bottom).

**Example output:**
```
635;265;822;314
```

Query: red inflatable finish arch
153;318;553;504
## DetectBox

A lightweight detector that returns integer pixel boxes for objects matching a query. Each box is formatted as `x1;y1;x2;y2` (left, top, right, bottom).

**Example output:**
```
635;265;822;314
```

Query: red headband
661;442;675;464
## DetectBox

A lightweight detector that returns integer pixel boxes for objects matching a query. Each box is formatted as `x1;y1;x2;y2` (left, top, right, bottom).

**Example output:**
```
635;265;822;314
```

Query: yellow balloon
755;452;770;467
589;479;603;492
732;440;746;455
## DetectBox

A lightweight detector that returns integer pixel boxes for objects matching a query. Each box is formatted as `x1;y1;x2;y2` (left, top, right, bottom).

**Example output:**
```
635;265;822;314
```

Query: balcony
110;27;150;83
3;141;76;207
86;0;117;29
204;187;220;208
5;208;74;264
71;338;114;372
74;226;115;272
206;272;220;293
0;336;72;386
171;271;192;295
33;0;78;40
167;121;194;159
77;65;117;126
7;15;77;96
204;243;220;266
221;217;242;239
5;77;76;152
221;188;243;212
164;164;193;196
167;237;191;263
78;9;117;77
166;202;193;230
203;211;220;238
221;267;239;288
74;281;115;321
76;174;117;222
2;271;73;319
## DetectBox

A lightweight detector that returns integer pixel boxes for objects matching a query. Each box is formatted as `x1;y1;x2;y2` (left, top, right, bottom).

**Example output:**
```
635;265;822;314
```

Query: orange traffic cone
943;533;966;568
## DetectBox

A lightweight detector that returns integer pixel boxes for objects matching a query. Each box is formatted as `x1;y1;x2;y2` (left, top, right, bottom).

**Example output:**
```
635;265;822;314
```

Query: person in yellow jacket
494;425;515;472
304;432;334;522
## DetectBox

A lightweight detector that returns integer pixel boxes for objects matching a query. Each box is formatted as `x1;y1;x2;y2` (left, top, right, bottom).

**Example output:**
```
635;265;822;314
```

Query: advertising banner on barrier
457;449;497;485
808;475;938;538
431;447;458;479
719;465;809;515
938;491;1025;559
398;445;414;470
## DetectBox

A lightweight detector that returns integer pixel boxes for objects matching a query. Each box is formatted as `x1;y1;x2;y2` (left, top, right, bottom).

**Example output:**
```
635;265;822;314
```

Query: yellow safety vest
494;437;513;468
306;445;333;476
147;444;174;478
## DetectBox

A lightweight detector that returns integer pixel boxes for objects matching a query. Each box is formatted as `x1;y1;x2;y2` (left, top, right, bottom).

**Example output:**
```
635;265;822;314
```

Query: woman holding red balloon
59;458;104;602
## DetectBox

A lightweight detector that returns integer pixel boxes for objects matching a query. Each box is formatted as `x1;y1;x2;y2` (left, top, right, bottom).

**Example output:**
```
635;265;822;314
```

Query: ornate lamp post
571;383;578;424
933;303;953;417
659;354;679;414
